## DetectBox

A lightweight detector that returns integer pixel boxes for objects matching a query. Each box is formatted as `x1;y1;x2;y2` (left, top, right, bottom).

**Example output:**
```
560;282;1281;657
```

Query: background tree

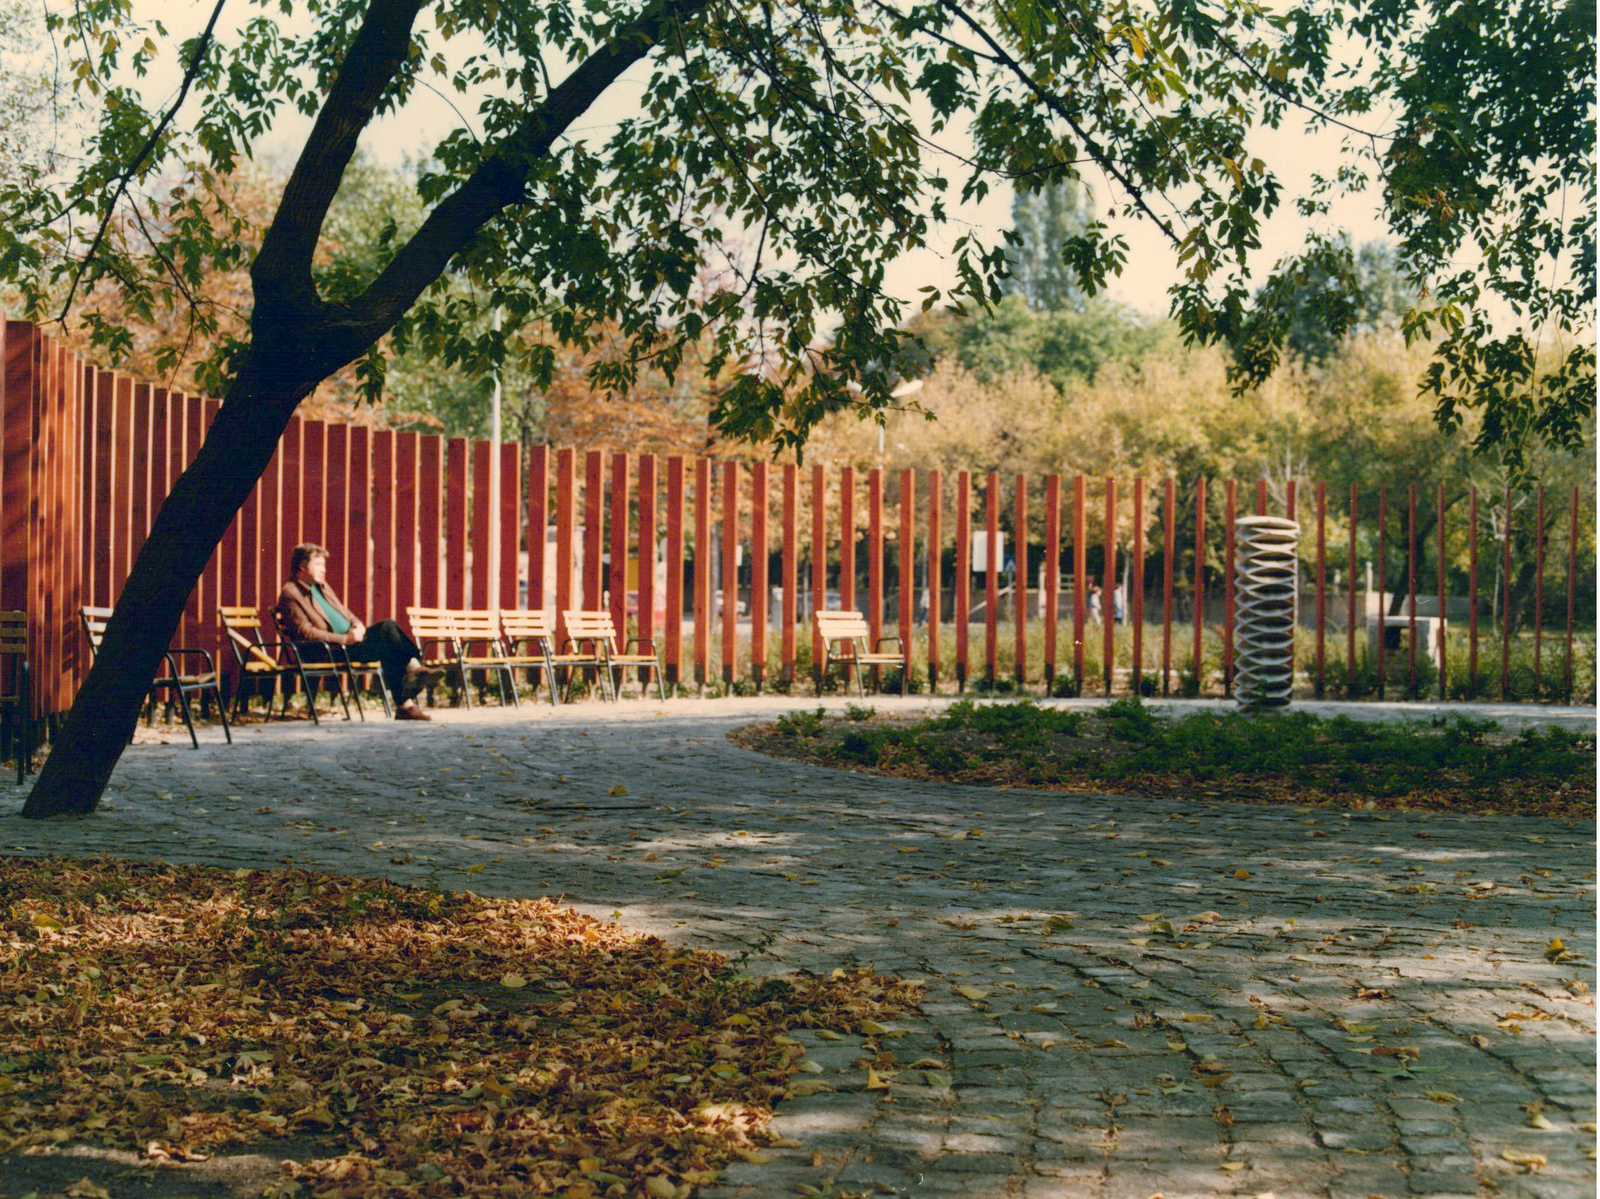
1003;177;1092;313
1;0;1592;816
1274;238;1418;364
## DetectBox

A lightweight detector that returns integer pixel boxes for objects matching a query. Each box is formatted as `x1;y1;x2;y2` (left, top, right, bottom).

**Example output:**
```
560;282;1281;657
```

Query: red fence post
927;469;942;691
1131;477;1144;696
694;457;710;686
301;419;326;553
1255;479;1267;517
1014;473;1027;686
470;439;491;610
370;431;393;624
347;427;371;621
1192;477;1206;691
811;463;826;686
554;448;576;646
840;466;856;616
610;451;630;650
499;442;520;611
1102;476;1115;696
1376;484;1386;697
325;424;349;608
418;435;443;609
721;459;739;684
1162;478;1174;694
638;453;657;657
279;416;302;561
1468;485;1478;692
665;456;685;687
781;462;797;686
111;376;134;600
752;461;769;687
899;467;914;682
1224;480;1235;695
1565;487;1578;703
868;466;883;655
1315;482;1326;697
1533;485;1544;692
985;471;998;685
584;449;604;614
1073;475;1086;689
527;445;548;611
1408;483;1418;695
1044;475;1059;689
1347;484;1358;689
1501;484;1511;699
955;471;969;689
393;431;417;620
129;382;151;566
1436;481;1446;700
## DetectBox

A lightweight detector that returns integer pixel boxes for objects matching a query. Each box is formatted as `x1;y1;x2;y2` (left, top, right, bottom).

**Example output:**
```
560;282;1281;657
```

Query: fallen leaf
954;985;990;1001
1500;1149;1546;1170
865;1067;889;1090
499;972;526;989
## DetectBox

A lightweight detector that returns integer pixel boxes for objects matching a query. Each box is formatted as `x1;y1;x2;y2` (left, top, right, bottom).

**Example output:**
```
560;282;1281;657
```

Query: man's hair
289;543;328;576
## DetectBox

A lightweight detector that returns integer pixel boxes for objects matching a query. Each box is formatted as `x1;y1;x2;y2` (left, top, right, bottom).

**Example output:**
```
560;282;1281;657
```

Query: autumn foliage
0;858;920;1197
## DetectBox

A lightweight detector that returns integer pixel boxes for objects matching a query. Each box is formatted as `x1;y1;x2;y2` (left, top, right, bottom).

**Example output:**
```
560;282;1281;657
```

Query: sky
122;0;1395;321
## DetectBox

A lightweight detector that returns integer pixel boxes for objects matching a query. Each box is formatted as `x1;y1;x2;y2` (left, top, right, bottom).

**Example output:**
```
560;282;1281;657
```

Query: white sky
121;0;1395;320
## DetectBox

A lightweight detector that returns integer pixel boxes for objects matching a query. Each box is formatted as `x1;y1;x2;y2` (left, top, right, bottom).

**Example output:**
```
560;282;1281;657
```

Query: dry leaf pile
0;856;918;1198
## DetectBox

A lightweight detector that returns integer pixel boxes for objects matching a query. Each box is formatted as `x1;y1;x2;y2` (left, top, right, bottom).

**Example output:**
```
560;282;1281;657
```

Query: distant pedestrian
1087;583;1103;623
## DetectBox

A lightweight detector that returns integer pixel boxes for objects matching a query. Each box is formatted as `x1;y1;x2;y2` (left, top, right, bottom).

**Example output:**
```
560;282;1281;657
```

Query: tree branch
55;0;228;326
333;0;714;354
251;0;428;313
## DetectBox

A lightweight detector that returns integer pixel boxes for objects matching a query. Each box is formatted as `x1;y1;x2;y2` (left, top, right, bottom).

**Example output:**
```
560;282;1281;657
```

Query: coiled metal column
1233;516;1300;707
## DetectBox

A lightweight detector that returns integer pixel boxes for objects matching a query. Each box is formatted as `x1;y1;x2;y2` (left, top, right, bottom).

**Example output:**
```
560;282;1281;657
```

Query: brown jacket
274;579;361;645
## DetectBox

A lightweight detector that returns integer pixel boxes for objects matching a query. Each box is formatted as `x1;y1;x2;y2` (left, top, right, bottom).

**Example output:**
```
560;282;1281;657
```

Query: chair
404;608;517;709
497;609;562;706
561;610;666;701
219;606;345;724
814;610;904;697
0;611;30;784
266;606;369;722
80;605;232;749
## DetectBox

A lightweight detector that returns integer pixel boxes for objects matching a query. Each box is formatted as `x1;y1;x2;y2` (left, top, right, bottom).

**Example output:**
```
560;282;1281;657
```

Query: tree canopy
1;0;1593;816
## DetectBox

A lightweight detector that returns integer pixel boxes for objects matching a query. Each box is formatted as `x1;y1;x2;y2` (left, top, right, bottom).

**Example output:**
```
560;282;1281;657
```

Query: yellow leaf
733;1148;771;1164
1233;868;1251;880
1425;1091;1460;1103
1500;1149;1546;1169
954;985;990;1000
817;1028;845;1040
1220;1161;1245;1171
609;784;628;795
1528;1113;1557;1130
860;1019;888;1035
499;973;527;989
644;1176;678;1199
785;1079;833;1097
465;863;485;874
1127;937;1150;946
866;1066;889;1090
898;846;921;853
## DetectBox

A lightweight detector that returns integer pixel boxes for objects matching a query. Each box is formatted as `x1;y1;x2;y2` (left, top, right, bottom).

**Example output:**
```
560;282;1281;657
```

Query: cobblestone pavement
8;695;1596;1198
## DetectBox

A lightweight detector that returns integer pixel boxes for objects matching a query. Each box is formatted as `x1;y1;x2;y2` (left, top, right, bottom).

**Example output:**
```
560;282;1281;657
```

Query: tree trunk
21;368;307;817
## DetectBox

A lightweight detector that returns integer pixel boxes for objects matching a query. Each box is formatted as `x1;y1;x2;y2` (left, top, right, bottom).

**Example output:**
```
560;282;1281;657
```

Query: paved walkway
8;696;1596;1199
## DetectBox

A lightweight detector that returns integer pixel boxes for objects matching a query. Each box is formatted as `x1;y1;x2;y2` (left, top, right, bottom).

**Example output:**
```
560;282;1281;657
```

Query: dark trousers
300;620;420;704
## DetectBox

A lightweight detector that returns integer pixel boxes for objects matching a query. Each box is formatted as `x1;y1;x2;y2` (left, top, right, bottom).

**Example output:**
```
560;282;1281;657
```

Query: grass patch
738;699;1596;819
0;857;918;1198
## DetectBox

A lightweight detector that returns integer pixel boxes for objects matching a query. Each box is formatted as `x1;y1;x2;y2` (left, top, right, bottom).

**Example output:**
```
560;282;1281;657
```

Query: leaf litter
0;855;920;1198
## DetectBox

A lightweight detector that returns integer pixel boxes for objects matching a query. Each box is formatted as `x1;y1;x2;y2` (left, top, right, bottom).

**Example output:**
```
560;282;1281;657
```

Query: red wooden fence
2;317;1594;722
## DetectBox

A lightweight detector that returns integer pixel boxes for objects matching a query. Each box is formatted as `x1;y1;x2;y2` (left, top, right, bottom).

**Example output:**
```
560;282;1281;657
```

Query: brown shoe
395;705;432;721
400;665;445;702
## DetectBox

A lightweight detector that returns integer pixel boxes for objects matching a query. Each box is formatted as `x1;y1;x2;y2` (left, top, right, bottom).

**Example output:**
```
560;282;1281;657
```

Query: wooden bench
405;607;517;708
81;605;232;748
222;605;379;722
496;609;565;705
561;610;666;701
814;610;903;697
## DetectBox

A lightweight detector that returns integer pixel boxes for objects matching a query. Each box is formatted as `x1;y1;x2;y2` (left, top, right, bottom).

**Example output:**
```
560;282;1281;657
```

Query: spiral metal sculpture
1233;515;1301;708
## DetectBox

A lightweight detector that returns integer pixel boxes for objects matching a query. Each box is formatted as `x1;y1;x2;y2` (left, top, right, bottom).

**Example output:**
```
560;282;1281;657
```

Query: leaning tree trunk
21;364;309;817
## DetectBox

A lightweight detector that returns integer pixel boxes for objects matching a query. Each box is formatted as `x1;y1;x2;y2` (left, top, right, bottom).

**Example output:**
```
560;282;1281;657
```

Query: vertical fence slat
1565;486;1578;703
752;461;769;686
527;445;548;612
1347;484;1358;689
1044;474;1059;687
1102;476;1115;695
1376;484;1386;697
665;456;685;685
610;452;630;650
1501;484;1511;699
1131;477;1143;695
418;436;443;609
1014;473;1027;685
347;428;370;621
393;431;417;620
1073;475;1086;688
899;467;914;682
1407;483;1418;695
110;376;133;599
980;474;998;685
198;398;223;658
694;457;710;685
470;439;491;611
584;449;604;615
554;448;576;646
638;453;658;660
1436;482;1447;700
721;460;738;683
301;420;326;552
279;417;302;560
129;382;151;566
955;471;970;688
781;462;797;684
1316;482;1326;697
325;424;349;607
840;466;856;615
500;443;522;612
84;367;111;610
1255;479;1267;517
927;469;941;690
1162;479;1174;694
868;467;883;654
810;463;826;683
180;396;205;642
1468;485;1478;691
1224;480;1236;695
370;431;393;624
254;421;281;629
1533;485;1544;691
1192;478;1205;690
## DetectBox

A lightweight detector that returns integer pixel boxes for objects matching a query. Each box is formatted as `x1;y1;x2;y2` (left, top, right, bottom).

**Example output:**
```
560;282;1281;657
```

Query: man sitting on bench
274;543;443;721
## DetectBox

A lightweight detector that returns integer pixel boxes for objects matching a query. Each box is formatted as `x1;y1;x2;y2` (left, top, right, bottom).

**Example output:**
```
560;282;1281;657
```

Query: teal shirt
311;584;352;636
